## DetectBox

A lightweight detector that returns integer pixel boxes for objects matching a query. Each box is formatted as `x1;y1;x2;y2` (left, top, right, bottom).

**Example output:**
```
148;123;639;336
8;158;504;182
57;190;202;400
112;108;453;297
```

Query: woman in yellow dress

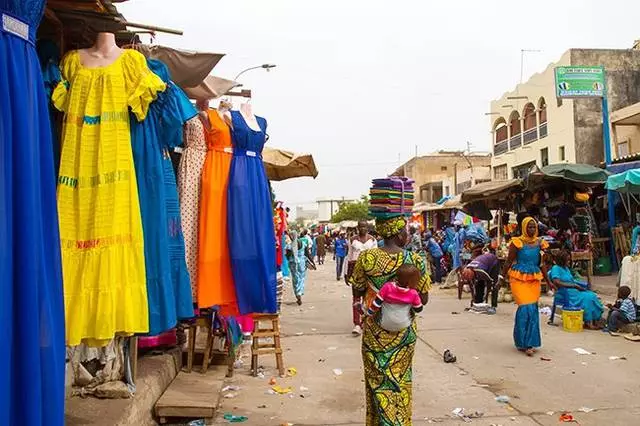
53;49;165;346
350;216;431;425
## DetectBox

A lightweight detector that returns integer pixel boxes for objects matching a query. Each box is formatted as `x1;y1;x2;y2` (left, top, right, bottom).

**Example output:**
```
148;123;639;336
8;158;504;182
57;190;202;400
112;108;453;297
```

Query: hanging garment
227;111;277;314
0;1;65;424
178;116;208;292
53;49;165;346
130;58;195;335
197;109;238;312
36;39;62;176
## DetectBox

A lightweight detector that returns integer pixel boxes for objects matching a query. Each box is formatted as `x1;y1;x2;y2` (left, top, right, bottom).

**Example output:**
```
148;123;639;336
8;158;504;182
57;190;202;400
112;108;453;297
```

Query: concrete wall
317;199;356;222
571;49;640;165
393;153;491;202
490;50;575;177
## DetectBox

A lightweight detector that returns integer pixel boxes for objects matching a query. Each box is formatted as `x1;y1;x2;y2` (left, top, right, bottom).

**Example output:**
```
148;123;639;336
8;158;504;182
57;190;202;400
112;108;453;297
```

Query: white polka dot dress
177;116;207;299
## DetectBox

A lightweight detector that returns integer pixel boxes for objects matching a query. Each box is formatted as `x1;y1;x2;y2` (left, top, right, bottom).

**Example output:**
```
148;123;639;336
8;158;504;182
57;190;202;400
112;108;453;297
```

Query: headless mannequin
196;99;211;129
239;102;261;131
79;32;123;68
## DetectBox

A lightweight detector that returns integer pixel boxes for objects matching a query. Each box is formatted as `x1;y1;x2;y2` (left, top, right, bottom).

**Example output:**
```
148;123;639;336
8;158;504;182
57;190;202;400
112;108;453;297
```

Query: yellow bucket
562;308;584;333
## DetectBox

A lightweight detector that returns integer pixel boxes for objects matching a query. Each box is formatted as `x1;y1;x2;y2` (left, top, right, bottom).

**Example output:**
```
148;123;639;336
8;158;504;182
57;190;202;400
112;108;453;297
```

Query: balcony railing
494;139;508;155
509;134;522;149
523;127;538;145
539;122;548;138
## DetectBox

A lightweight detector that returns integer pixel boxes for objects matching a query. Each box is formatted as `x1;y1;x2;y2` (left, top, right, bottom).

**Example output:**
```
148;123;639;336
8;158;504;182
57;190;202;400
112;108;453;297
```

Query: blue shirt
426;238;443;258
335;238;348;257
620;297;637;322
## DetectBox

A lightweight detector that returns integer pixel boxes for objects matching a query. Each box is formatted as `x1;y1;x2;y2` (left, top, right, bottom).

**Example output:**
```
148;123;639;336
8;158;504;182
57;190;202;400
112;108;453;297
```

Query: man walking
334;232;348;281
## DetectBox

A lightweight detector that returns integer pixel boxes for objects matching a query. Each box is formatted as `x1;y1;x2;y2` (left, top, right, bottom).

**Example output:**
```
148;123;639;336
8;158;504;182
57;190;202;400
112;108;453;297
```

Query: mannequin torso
239;102;261;131
78;32;123;68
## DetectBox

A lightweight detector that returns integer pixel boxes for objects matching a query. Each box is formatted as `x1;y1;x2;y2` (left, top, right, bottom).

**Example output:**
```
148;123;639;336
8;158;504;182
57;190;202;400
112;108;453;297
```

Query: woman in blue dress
130;59;195;335
548;250;604;329
227;107;277;314
1;1;65;424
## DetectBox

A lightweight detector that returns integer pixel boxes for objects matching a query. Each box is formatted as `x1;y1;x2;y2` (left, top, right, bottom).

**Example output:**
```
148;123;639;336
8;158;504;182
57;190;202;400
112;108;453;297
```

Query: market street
214;263;640;426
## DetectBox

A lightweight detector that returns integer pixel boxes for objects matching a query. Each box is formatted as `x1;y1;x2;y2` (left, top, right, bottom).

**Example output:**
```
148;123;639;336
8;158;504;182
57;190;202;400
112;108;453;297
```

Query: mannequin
217;99;233;127
239;101;261;131
196;99;211;129
79;32;123;68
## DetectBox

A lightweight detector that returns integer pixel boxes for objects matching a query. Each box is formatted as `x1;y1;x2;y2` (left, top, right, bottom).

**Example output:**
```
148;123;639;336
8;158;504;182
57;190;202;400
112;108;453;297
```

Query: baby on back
367;264;423;331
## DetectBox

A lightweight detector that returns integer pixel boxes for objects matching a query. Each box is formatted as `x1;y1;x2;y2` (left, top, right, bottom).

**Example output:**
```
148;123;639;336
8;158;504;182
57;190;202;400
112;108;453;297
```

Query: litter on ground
573;347;592;355
495;395;510;403
332;368;343;376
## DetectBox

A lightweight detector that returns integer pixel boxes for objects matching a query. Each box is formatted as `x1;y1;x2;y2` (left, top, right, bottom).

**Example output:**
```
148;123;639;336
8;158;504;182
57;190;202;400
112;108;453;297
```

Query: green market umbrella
606;169;640;194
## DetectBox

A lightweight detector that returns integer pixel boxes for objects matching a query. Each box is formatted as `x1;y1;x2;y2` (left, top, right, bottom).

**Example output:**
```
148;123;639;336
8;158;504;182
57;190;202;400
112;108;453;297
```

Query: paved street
214;262;640;426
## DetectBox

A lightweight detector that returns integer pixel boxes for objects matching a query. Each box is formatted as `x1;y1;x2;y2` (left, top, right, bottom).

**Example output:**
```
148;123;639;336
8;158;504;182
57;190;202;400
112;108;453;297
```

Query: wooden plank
155;370;224;421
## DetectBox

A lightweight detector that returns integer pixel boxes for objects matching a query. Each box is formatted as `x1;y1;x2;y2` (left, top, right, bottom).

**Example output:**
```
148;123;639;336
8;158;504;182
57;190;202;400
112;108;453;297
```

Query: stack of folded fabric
369;176;415;219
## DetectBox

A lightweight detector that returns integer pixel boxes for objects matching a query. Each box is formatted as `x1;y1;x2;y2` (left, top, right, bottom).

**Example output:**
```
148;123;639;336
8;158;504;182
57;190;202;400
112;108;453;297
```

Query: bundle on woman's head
368;176;415;238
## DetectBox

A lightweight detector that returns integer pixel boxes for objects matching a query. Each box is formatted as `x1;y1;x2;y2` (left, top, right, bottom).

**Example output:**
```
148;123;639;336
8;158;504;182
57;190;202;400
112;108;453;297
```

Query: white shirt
348;236;377;262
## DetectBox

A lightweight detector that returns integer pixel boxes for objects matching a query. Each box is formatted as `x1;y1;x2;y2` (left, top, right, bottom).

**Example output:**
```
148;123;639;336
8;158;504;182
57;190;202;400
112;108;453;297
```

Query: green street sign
555;66;606;98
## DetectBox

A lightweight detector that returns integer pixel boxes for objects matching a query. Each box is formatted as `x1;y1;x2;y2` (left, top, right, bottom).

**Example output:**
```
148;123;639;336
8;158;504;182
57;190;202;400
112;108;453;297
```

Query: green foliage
331;196;371;222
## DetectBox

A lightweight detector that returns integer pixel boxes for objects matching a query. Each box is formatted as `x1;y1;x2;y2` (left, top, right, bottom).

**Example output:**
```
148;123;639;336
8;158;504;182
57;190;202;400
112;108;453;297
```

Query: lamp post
234;64;277;81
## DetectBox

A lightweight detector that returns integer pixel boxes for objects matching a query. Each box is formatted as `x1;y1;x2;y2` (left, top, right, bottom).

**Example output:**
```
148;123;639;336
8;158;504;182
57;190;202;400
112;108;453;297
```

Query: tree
331;196;371;222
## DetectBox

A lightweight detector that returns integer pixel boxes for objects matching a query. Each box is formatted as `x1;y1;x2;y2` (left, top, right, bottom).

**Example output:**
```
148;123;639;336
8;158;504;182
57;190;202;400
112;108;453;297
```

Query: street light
234;64;277;81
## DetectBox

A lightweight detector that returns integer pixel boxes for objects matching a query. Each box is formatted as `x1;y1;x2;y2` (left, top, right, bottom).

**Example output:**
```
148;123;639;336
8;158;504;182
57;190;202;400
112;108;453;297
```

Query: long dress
197;109;237;312
548;265;604;322
0;1;65;423
227;110;277;314
130;58;195;335
178;116;207;297
508;239;548;350
350;249;431;426
53;49;165;346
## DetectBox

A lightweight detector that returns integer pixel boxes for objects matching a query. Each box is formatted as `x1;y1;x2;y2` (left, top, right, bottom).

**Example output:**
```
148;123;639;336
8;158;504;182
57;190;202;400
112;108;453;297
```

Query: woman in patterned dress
350;216;431;426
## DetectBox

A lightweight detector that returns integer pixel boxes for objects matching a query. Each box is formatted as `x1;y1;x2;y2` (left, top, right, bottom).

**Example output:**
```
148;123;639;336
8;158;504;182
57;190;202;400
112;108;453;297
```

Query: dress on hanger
197;110;237;312
227;110;277;314
178;116;208;292
0;1;65;424
129;58;195;335
53;49;165;346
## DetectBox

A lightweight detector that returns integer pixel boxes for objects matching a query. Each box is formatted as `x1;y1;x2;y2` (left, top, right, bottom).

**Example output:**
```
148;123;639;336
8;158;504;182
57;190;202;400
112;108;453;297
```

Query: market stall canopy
527;163;609;190
133;45;225;88
460;179;523;203
262;148;318;181
182;75;241;100
606;169;640;193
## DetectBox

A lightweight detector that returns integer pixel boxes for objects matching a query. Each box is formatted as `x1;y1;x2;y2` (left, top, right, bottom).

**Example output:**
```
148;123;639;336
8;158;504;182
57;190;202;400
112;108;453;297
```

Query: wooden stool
185;315;235;377
251;314;284;377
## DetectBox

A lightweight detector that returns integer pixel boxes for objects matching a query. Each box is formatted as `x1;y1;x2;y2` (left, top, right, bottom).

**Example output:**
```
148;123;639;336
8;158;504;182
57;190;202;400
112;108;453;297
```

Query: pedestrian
346;220;377;335
286;230;307;305
315;232;327;265
349;216;431;425
405;226;422;252
424;231;443;284
605;285;636;332
334;232;348;281
500;217;552;356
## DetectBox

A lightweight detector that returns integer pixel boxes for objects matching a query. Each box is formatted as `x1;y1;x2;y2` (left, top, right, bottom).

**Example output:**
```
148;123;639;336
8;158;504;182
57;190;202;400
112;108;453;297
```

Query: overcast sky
121;0;640;209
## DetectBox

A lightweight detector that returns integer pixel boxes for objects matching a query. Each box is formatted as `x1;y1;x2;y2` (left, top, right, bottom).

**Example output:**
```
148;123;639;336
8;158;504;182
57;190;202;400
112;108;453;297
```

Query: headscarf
376;216;407;239
288;231;299;265
512;216;538;246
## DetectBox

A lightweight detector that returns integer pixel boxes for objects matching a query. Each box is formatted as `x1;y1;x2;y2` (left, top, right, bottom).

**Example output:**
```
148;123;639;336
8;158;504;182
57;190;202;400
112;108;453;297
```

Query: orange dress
197;109;238;312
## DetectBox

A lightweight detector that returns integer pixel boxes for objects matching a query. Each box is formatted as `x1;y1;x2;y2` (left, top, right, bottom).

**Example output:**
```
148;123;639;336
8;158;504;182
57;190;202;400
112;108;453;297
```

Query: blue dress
548;265;604;322
227;111;277;314
130;59;196;335
0;1;65;424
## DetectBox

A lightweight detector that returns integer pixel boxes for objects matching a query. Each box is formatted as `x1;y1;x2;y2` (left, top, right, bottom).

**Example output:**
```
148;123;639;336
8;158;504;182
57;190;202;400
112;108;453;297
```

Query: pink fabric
378;282;422;307
237;315;254;333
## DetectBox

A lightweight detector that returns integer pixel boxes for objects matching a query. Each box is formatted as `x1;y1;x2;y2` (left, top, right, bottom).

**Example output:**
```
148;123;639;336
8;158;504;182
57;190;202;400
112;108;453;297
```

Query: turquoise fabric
632;225;640;255
606;169;640;193
511;243;542;275
548;265;604;322
513;303;541;350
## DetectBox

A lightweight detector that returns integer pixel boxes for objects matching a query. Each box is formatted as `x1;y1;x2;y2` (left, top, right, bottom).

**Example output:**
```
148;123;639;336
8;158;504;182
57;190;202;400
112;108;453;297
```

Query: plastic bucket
562;307;584;333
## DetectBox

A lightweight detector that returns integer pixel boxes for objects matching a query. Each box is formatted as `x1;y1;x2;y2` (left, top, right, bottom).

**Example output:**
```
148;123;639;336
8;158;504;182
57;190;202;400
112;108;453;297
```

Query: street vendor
462;249;500;311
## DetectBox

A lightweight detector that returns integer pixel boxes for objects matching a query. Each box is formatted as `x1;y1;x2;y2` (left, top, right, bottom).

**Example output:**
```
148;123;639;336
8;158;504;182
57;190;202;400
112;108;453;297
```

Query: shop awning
606;169;640;193
133;45;225;88
460;179;523;203
182;75;241;100
607;159;640;174
263;148;318;181
540;163;608;184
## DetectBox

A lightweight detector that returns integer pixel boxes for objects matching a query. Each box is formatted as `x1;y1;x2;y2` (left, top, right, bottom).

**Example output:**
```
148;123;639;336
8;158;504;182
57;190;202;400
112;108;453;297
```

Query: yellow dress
53;49;166;346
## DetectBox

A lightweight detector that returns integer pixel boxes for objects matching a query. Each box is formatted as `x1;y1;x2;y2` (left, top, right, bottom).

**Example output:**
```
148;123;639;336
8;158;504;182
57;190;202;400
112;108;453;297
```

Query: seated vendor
548;250;604;330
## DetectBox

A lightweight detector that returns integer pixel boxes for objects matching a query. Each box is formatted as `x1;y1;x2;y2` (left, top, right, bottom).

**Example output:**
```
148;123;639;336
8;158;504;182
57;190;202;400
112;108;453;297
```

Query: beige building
611;102;640;161
489;48;640;178
391;151;491;203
